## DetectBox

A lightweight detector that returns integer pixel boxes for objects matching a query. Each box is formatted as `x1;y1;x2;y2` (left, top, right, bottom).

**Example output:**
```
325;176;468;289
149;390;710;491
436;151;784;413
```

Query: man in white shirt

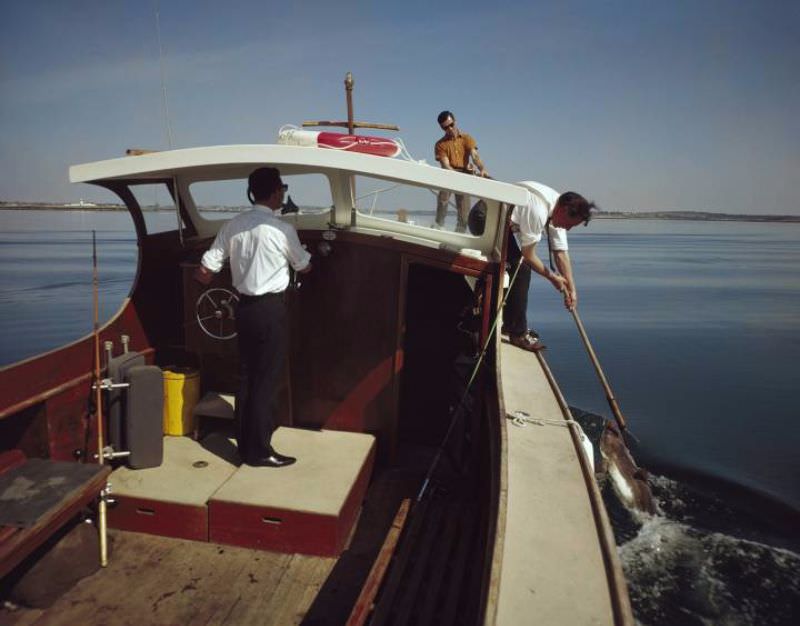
503;181;595;351
195;167;312;466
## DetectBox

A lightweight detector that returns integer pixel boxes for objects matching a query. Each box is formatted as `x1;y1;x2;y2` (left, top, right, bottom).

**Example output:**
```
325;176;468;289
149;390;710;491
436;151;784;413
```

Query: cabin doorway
398;263;478;449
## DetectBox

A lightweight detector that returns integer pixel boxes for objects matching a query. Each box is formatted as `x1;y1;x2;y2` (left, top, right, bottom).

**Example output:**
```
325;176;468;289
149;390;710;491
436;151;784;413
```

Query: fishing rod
91;230;109;567
416;254;526;502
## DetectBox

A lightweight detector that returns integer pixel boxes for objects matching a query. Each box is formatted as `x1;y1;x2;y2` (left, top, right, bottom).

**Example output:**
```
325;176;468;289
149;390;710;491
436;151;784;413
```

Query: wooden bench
0;450;111;580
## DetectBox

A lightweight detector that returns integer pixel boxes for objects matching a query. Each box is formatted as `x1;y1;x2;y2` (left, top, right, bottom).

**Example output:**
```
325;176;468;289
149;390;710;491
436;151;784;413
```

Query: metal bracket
94;446;131;461
92;378;130;391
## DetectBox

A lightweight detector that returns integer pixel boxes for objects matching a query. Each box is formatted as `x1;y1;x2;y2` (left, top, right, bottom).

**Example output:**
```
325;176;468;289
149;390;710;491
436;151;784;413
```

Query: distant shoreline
1;202;798;223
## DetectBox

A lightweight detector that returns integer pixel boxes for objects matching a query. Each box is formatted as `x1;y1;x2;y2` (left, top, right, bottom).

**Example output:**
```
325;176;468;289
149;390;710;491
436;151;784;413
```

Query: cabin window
128;183;185;234
352;175;485;237
190;174;333;222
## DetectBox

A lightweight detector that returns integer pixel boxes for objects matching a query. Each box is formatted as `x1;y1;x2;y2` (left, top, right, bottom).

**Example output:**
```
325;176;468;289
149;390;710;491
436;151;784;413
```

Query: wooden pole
569;306;628;431
92;231;109;567
345;72;354;135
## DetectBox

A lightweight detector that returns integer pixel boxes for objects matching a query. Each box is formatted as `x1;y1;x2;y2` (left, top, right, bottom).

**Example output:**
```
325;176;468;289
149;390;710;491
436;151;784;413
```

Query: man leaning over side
503;181;595;351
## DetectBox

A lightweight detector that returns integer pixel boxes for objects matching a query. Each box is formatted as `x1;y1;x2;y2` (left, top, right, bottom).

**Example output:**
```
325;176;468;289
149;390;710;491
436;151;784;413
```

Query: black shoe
246;450;296;468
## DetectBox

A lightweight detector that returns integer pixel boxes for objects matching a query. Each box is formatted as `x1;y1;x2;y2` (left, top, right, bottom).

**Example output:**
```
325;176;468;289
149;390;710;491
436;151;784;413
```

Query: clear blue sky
1;0;797;213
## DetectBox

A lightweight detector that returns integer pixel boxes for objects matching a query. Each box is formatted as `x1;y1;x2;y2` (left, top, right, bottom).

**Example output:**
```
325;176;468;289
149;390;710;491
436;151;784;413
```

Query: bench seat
0;450;110;580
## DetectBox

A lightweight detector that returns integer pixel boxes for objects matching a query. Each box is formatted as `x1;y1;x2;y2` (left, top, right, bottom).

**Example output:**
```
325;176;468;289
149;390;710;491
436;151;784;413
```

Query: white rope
394;137;425;164
509;410;595;471
510;410;580;429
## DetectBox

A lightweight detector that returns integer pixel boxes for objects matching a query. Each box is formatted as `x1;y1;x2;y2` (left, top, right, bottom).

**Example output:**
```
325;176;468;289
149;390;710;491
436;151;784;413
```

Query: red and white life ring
278;127;401;158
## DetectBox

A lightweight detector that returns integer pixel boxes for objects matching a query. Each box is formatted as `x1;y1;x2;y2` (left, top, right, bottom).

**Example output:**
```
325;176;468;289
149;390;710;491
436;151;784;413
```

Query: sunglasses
441;121;454;131
281;184;288;191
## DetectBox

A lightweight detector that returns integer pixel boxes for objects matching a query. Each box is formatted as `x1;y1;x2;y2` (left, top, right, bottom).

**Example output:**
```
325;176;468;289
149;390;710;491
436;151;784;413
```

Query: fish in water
599;420;656;514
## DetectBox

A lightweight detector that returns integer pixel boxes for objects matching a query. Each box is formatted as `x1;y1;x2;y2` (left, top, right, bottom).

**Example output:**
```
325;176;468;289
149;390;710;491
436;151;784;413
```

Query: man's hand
563;288;577;311
193;265;214;285
547;272;567;293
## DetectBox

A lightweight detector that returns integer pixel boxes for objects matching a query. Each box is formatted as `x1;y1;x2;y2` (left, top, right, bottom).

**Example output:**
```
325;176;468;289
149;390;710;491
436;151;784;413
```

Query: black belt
238;291;284;303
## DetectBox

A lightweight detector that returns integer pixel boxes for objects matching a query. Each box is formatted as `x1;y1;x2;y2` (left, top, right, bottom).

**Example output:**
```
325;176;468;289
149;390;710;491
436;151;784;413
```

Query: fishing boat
0;134;632;624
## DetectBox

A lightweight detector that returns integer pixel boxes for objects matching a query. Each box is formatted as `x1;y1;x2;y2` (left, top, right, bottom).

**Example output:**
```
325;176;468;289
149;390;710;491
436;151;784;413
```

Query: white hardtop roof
69;144;529;206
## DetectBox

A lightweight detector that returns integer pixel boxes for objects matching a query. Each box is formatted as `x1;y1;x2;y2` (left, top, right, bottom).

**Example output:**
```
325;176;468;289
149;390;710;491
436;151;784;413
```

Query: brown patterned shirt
434;132;477;171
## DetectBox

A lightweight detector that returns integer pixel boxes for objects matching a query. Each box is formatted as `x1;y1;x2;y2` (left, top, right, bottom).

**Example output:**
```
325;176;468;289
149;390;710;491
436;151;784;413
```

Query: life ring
278;127;401;158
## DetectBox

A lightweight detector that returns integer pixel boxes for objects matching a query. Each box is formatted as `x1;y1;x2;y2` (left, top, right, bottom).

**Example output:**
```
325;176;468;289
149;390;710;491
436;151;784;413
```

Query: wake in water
617;476;799;625
573;409;800;625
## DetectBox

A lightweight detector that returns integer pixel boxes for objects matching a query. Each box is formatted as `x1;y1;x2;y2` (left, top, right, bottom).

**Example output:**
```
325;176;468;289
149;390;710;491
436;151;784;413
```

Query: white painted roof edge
69;144;530;206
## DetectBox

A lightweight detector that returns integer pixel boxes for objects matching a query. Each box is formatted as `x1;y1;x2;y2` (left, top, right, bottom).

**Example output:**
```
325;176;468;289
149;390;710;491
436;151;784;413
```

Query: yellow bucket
162;367;200;436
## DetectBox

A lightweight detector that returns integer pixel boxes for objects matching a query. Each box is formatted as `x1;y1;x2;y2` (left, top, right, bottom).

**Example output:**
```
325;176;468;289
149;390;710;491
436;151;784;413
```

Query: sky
0;0;798;214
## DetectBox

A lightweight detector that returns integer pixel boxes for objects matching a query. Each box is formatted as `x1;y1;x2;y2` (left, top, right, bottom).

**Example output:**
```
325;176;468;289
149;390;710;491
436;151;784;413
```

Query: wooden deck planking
10;530;334;626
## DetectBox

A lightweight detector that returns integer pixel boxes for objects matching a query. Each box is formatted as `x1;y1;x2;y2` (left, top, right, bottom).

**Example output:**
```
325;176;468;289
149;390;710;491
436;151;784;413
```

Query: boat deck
494;340;628;625
2;529;334;626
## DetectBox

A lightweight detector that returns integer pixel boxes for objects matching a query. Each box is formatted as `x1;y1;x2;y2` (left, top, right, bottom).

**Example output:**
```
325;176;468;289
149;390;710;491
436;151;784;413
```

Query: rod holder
97;446;131;461
121;334;130;354
93;378;130;391
104;341;113;368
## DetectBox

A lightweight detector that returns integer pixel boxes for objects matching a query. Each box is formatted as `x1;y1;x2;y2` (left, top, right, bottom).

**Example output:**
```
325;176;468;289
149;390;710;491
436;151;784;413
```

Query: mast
302;72;399;134
302;72;399;221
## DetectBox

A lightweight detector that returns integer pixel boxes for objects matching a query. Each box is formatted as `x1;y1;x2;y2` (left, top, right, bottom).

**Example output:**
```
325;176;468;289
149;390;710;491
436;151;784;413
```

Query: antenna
154;0;174;149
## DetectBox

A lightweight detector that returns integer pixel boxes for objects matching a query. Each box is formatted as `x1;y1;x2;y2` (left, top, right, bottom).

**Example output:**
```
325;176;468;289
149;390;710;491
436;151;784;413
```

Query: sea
1;209;798;625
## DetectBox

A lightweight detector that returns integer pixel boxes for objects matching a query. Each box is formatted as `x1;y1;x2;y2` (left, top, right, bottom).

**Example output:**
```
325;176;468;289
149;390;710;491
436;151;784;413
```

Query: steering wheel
196;288;239;340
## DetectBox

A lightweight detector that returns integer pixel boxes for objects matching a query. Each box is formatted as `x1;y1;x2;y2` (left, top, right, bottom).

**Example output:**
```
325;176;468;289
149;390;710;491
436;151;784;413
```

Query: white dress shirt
511;181;568;251
201;206;311;295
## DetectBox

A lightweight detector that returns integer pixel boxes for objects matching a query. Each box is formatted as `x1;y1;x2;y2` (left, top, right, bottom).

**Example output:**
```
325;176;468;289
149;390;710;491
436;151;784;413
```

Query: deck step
209;428;375;556
107;435;238;541
107;428;375;556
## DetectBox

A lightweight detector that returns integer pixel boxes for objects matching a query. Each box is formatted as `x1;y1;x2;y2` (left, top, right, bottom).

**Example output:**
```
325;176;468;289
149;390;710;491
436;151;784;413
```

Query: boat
0;136;633;624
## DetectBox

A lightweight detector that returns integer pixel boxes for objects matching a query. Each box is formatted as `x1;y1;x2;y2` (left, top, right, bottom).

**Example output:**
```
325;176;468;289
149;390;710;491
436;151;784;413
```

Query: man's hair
437;110;454;125
557;192;597;225
247;167;282;204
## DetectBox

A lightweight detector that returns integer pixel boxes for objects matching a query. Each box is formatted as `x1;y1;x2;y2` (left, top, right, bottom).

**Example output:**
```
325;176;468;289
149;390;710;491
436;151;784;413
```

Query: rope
508;410;595;471
509;409;580;430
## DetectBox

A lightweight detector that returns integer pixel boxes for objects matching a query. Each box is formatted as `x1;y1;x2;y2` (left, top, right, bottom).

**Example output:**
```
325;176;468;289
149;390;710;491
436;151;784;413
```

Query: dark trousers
235;292;287;463
502;233;531;336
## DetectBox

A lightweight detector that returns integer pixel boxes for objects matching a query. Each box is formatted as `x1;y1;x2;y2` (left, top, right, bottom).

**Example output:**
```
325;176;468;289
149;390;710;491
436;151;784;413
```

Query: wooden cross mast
302;72;399;135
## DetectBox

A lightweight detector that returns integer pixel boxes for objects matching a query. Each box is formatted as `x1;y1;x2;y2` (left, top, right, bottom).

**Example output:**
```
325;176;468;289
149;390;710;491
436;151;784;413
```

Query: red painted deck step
209;428;376;556
107;428;375;556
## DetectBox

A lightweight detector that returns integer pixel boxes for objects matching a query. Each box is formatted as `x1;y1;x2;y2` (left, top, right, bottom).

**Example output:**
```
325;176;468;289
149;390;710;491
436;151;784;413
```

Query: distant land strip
1;201;798;223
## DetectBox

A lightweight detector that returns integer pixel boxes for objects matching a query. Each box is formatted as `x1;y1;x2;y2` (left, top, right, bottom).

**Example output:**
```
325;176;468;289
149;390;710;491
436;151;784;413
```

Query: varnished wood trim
534;351;634;626
347;499;411;626
0;347;155;421
483;330;509;626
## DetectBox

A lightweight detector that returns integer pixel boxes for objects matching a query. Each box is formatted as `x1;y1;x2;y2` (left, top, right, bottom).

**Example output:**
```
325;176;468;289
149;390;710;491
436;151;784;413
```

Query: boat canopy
70;144;528;205
70;144;530;257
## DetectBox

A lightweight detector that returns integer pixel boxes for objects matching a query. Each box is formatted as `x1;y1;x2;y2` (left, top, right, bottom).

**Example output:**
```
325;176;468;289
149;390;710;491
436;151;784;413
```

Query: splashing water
617;476;800;625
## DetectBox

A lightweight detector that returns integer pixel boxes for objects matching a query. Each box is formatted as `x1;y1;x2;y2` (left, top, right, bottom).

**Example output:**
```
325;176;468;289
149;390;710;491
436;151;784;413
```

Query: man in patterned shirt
434;111;489;232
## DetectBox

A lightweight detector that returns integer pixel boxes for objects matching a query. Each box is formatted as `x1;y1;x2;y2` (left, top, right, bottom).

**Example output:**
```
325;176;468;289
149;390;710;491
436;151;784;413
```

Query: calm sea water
1;209;798;623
